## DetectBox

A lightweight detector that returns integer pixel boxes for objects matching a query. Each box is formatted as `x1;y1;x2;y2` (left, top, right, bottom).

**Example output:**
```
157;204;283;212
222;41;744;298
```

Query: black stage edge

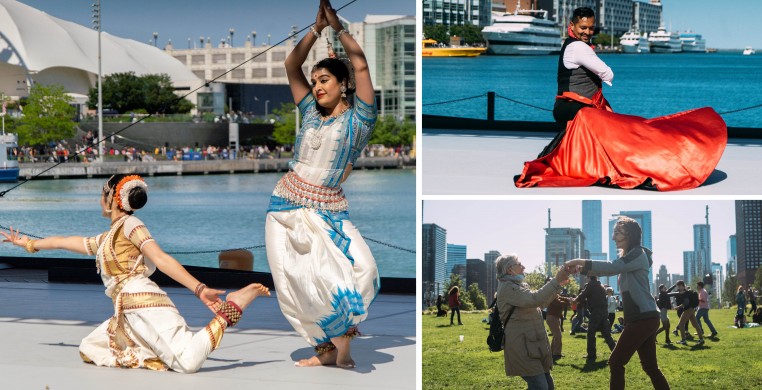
423;114;762;139
0;256;414;295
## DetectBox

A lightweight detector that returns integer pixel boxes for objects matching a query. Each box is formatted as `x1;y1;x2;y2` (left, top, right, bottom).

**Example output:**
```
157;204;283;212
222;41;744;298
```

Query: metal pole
487;91;495;121
94;0;104;162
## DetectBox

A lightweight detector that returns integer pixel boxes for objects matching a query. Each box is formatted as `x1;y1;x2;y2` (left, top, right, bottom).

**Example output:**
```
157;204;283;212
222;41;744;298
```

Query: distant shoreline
17;156;414;180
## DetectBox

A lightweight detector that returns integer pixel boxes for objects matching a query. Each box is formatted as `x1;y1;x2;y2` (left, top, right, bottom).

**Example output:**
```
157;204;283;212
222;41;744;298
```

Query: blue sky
18;0;414;48
662;0;762;50
423;200;737;278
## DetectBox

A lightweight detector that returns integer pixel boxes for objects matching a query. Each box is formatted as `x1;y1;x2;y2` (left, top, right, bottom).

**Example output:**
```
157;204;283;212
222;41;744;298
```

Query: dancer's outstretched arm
324;0;374;104
1;226;88;255
285;0;328;103
140;241;225;313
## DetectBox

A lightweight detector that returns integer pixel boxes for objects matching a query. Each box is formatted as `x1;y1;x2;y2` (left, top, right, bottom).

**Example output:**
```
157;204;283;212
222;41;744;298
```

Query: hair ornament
115;175;147;212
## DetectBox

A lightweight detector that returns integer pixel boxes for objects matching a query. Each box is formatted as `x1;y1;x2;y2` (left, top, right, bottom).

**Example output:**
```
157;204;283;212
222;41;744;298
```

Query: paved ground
422;129;762;195
0;269;416;390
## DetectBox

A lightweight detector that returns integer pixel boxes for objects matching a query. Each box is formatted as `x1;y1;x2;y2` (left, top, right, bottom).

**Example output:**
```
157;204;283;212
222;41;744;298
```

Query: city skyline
423;200;737;279
16;0;414;49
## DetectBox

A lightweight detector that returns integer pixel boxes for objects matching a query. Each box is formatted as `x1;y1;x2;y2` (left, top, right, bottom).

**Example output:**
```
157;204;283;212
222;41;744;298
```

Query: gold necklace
310;105;351;150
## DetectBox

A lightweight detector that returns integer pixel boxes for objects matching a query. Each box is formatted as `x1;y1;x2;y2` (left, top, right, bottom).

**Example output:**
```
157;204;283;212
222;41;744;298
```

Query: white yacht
620;30;650;54
481;2;561;55
0;132;19;183
743;46;756;55
648;26;682;53
679;31;706;53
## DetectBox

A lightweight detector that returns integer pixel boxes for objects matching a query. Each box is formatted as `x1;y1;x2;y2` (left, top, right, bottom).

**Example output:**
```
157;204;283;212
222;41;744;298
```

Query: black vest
557;37;602;99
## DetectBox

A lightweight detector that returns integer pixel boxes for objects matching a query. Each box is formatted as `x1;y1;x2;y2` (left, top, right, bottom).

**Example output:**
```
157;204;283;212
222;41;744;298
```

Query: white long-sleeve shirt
563;41;614;86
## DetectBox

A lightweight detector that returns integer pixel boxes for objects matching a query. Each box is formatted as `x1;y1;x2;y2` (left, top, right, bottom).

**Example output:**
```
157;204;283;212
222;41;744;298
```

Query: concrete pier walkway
0;268;415;390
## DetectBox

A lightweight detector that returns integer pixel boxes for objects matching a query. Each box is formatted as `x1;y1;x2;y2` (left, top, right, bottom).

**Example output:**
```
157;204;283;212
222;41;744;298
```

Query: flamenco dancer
265;0;379;368
515;7;727;191
1;174;270;373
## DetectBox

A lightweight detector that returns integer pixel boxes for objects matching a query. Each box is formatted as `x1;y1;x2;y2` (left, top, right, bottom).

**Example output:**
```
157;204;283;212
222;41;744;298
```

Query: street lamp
267;33;271;46
265;100;270;117
251;31;256;46
152;32;158;47
229;28;235;47
92;1;103;162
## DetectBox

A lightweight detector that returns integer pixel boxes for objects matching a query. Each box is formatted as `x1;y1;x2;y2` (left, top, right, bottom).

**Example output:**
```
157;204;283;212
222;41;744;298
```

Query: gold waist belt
274;171;348;212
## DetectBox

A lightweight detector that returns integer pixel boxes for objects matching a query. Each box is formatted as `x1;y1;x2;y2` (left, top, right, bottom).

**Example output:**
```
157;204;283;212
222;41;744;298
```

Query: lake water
0;170;416;277
423;52;762;128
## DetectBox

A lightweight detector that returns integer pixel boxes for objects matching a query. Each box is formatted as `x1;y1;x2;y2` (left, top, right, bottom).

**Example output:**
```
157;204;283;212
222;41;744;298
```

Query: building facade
727;234;737;276
167;15;414;119
423;223;448;307
683;251;695;285
632;0;662;34
423;0;493;27
582;200;603;253
545;228;586;285
447;243;468;280
484;250;501;306
655;264;670;290
548;0;662;36
692;223;712;284
735;201;762;287
466;258;487;298
711;262;723;308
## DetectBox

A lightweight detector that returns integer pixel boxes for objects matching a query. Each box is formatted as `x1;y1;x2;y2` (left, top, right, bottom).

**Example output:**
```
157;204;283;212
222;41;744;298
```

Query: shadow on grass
569;360;608;372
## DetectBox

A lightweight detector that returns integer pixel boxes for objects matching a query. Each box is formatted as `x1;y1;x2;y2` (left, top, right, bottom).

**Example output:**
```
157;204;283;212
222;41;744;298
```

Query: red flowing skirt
515;107;727;191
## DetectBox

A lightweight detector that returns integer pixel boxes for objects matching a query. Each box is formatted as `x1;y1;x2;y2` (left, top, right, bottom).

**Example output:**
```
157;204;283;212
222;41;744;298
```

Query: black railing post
487;91;495;121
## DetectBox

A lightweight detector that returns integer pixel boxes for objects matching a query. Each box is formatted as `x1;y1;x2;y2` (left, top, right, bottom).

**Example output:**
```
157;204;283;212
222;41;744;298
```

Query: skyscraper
422;223;447;307
422;0;492;27
727;234;737;276
609;210;653;293
484;250;501;305
655;264;670;289
447;244;468;281
735;201;762;287
582;200;603;253
683;251;695;284
545;227;586;287
711;262;723;308
466;258;487;298
693;223;712;284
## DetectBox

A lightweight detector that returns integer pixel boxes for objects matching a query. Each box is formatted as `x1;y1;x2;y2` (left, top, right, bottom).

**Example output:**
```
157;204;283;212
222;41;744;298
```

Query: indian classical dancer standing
265;0;379;368
1;174;269;373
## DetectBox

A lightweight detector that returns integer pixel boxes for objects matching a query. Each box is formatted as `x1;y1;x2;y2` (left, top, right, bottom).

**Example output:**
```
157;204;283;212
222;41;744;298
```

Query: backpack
689;290;699;308
487;302;516;352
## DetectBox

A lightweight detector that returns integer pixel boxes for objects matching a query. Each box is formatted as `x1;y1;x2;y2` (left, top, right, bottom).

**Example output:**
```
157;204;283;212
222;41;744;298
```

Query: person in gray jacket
495;254;570;390
565;216;670;390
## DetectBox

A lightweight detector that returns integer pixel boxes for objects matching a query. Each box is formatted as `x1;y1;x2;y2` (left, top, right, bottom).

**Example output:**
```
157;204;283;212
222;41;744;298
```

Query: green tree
449;24;486;46
754;267;762;291
271;102;298;145
423;24;449;44
11;84;76;145
724;273;739;308
369;115;415;147
466;283;487;310
88;72;193;114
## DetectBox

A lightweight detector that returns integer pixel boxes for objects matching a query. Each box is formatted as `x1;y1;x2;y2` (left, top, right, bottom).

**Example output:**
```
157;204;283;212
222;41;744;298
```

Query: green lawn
423;309;762;389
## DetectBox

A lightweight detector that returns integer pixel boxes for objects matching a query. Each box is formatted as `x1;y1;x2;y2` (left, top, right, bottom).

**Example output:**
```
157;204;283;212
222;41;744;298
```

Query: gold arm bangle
336;29;351;39
309;26;321;39
26;239;39;254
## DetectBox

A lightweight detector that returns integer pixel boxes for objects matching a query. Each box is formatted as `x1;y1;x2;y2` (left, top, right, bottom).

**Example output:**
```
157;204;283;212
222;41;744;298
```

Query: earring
340;85;347;98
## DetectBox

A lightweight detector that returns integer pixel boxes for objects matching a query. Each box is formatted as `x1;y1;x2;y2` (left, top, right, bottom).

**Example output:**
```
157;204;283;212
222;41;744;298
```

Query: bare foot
295;348;337;367
225;283;270;311
331;337;355;369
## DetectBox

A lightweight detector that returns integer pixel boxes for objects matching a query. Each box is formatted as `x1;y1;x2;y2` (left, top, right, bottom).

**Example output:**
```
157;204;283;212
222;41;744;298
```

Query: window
191;55;205;65
232;53;245;63
212;54;227;64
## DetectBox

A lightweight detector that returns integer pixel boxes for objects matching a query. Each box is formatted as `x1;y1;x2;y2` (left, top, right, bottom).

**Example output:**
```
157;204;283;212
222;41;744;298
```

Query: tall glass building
727;234;737;276
692;223;712;284
447;243;468;280
484;250;501;304
582;200;603;254
422;223;448;306
735;201;762;287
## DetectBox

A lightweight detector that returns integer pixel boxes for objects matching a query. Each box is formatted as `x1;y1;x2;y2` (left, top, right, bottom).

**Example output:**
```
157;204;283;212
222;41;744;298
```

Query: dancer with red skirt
515;7;726;191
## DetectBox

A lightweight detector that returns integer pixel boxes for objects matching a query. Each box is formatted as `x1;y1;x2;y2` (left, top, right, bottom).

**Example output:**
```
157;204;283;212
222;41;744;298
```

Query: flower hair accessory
115;175;147;212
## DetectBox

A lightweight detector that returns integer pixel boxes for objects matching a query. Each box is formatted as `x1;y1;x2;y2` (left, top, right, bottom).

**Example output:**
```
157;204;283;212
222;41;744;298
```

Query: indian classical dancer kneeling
1;174;269;373
265;0;379;368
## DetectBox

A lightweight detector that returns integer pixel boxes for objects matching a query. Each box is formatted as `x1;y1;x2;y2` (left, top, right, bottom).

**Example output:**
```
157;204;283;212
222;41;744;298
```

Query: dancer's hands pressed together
315;0;329;33
322;0;343;31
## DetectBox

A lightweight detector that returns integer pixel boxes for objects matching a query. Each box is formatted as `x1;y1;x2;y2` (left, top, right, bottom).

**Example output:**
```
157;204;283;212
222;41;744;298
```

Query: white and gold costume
78;215;228;373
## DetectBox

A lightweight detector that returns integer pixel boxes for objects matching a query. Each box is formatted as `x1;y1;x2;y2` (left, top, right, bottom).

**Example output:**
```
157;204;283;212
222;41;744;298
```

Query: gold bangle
26;239;39;254
336;29;351;39
309;26;321;39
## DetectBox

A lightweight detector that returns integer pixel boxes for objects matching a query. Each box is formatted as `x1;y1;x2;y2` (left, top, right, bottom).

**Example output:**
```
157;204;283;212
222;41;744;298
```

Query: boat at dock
648;26;682;53
620;30;650;54
421;37;486;57
743;46;756;55
679;31;706;52
481;1;561;55
1;132;20;182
